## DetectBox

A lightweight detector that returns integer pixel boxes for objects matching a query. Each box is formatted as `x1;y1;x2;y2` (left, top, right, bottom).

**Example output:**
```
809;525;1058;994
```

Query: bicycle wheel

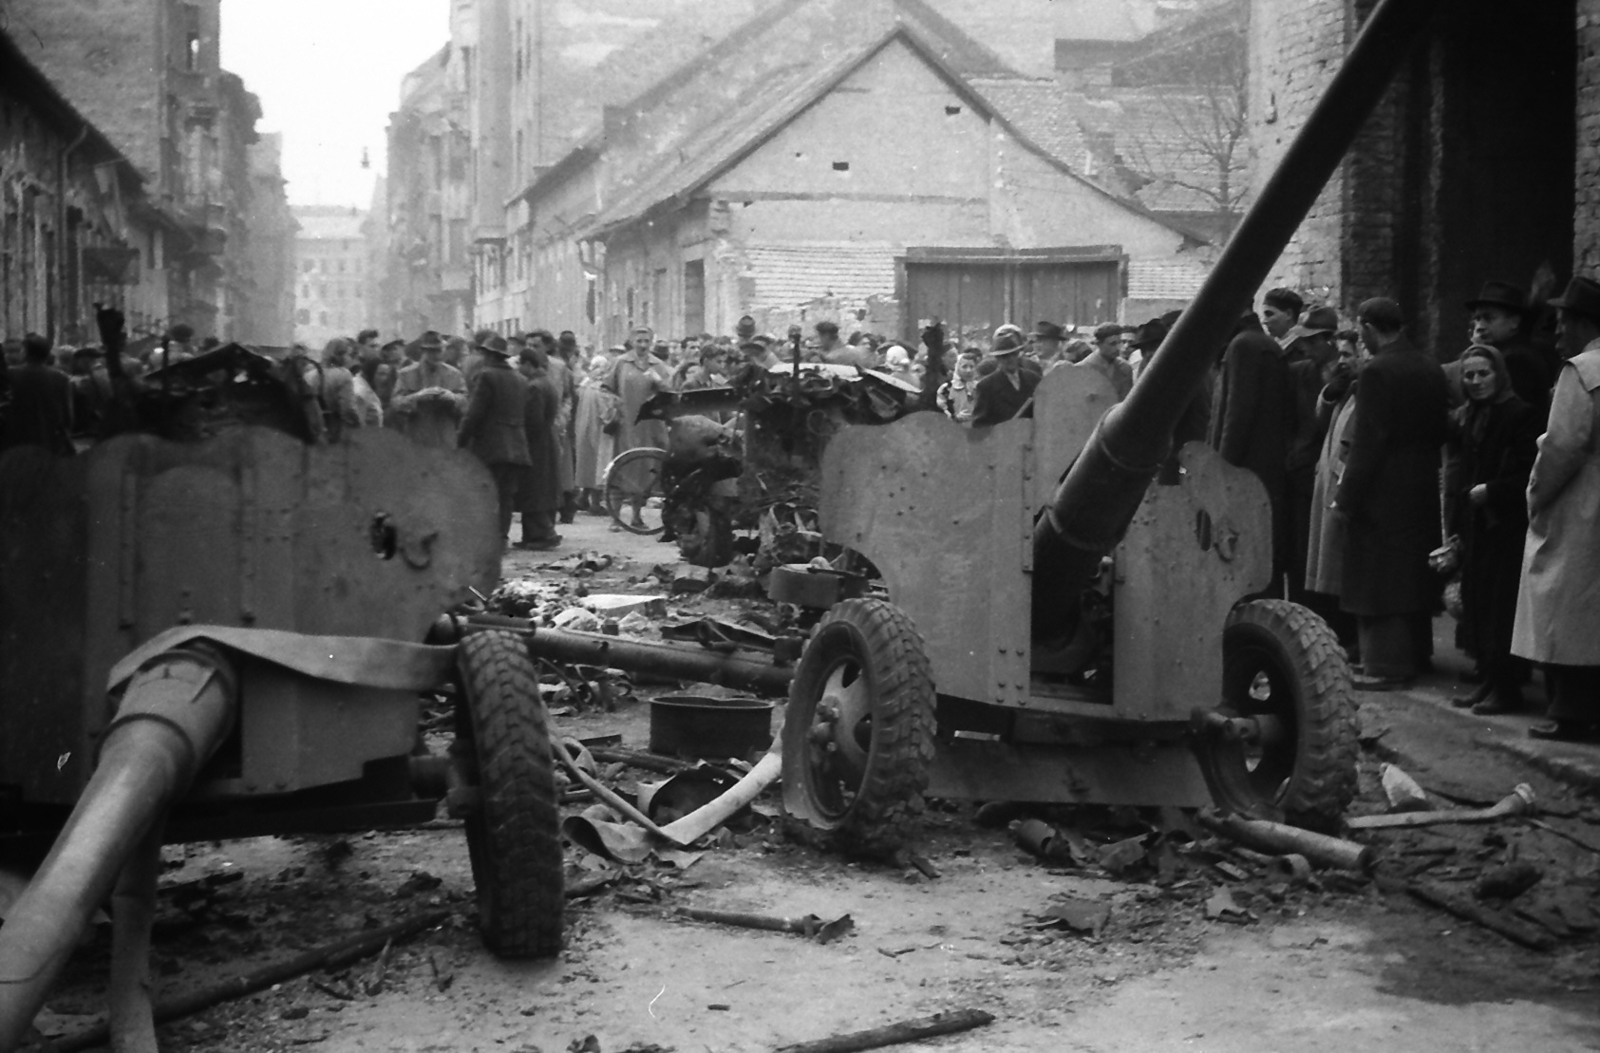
603;446;668;535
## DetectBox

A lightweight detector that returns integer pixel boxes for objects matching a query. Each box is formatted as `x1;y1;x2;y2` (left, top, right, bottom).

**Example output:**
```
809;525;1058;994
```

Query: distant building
0;28;168;344
6;0;280;341
382;41;474;338
492;0;1204;346
292;207;371;348
237;134;298;347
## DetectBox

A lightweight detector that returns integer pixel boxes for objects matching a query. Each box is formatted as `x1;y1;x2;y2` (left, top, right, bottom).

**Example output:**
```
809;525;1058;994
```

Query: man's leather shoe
1528;720;1595;742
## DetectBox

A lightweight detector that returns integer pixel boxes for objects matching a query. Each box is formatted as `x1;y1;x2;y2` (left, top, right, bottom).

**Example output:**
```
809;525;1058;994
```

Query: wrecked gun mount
0;424;565;1048
780;0;1444;854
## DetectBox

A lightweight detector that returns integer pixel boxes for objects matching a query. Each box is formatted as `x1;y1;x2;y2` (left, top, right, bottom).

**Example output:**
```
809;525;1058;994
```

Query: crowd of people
1194;279;1600;744
5;285;1597;740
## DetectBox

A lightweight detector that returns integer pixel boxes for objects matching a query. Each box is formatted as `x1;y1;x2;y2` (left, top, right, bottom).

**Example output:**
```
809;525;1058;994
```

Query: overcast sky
220;0;450;208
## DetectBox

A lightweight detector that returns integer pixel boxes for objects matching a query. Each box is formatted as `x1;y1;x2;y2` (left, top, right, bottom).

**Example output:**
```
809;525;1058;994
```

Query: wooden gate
899;246;1124;347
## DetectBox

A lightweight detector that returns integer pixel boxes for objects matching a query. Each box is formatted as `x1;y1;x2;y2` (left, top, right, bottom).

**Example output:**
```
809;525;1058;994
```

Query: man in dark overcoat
516;346;563;551
457;334;531;543
2;333;74;455
1210;291;1301;590
970;330;1038;426
1333;297;1449;689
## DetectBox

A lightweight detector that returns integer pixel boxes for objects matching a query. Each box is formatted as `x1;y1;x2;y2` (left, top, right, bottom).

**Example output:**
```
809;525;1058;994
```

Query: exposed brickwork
1249;0;1351;307
1577;1;1600;273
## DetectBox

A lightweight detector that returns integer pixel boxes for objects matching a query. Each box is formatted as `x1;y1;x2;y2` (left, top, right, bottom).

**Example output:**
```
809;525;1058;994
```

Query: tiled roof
1126;257;1208;301
743;244;898;307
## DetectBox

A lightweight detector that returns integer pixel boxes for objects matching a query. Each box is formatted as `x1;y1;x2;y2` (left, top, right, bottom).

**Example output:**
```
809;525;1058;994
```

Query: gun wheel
456;629;564;958
782;599;935;854
1198;599;1359;831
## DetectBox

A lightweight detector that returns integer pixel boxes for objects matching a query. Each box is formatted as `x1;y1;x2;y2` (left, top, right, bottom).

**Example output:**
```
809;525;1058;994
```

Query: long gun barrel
1032;0;1444;643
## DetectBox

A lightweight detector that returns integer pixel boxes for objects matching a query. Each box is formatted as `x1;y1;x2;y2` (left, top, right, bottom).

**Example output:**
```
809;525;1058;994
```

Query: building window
183;3;201;71
319;312;329;326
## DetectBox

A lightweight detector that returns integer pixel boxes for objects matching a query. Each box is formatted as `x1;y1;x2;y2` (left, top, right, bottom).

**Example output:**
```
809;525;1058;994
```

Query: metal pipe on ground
443;614;795;697
1031;0;1446;644
0;646;237;1051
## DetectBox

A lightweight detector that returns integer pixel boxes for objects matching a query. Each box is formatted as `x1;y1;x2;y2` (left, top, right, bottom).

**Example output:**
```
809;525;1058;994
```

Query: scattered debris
674;906;854;943
45;911;448;1052
1396;879;1555;951
1347;784;1536;830
427;951;455;992
1474;861;1543;901
1030;897;1111;937
1196;809;1374;871
1204;888;1254;924
395;870;442;897
772;1008;995;1053
1381;764;1431;812
1098;835;1150;876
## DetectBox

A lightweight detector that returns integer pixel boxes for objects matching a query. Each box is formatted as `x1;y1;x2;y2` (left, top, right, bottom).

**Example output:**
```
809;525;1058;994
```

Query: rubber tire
456;629;564;958
1199;599;1358;831
603;447;667;536
781;599;936;855
677;505;734;568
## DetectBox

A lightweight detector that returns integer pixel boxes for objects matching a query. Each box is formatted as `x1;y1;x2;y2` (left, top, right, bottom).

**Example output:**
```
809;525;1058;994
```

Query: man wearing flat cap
1464;280;1553;411
390;330;467;449
971;330;1038;427
457;333;531;545
1076;321;1135;399
1512;275;1600;741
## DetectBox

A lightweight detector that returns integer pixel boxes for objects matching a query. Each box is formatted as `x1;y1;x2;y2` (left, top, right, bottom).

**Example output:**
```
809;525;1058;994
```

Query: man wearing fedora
1465;280;1553;410
971;329;1038;427
390;330;467;449
1031;321;1068;373
457;333;532;545
1511;275;1600;741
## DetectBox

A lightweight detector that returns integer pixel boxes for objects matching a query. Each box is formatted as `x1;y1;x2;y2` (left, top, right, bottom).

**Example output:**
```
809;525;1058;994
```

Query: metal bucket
649;694;774;759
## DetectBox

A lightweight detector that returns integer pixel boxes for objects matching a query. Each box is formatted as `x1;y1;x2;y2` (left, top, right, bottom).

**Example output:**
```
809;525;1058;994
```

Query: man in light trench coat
1512;275;1600;741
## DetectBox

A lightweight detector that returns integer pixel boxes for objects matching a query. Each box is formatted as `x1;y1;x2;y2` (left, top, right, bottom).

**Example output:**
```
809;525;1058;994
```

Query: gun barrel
0;647;236;1050
1032;0;1444;643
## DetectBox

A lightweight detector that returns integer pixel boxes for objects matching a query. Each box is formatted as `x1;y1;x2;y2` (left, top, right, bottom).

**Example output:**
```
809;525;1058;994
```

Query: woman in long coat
1444;345;1540;714
1305;337;1362;649
573;354;617;511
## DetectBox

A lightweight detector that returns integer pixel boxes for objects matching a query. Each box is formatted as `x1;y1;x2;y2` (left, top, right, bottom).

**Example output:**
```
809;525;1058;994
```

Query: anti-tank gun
778;0;1444;852
0;322;565;1049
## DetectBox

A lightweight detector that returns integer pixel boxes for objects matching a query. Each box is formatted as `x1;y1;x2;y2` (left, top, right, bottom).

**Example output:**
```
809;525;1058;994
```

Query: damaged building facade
4;0;292;344
1252;0;1581;352
0;31;164;344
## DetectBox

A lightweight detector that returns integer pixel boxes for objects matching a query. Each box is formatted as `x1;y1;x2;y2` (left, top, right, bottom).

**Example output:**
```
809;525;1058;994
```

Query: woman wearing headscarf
1444;344;1541;713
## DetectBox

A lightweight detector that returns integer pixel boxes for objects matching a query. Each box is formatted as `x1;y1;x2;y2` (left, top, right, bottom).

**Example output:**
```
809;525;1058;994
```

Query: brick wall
1577;1;1600;273
1249;0;1350;308
6;0;164;184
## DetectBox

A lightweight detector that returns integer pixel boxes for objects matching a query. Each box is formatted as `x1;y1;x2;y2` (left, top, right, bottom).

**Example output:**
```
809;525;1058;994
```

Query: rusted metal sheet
0;427;501;802
926;737;1213;808
1110;443;1271;722
819;412;1034;704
